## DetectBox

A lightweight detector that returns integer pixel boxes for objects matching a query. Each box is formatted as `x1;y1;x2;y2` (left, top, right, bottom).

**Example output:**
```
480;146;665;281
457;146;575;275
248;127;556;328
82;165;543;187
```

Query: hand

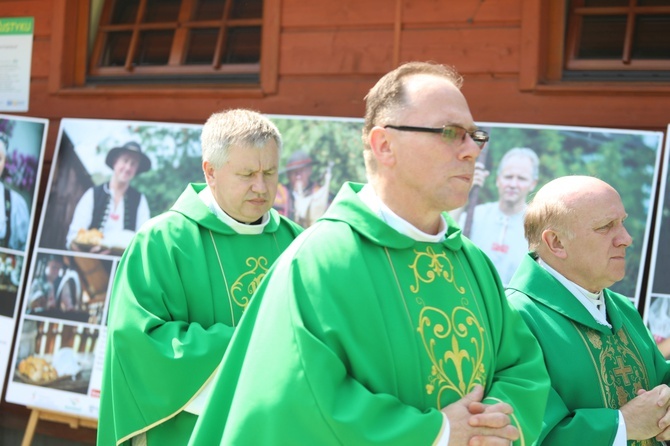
471;162;490;189
90;244;112;255
654;387;670;441
621;385;670;440
441;385;519;446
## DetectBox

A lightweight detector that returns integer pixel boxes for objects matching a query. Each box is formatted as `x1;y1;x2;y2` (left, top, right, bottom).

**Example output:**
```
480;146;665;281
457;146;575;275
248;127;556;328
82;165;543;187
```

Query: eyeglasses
384;124;489;148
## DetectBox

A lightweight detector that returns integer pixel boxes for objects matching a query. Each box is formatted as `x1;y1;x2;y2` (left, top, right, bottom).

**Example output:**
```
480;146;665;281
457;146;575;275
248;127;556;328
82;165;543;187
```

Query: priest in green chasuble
506;175;670;445
189;62;550;445
96;109;303;446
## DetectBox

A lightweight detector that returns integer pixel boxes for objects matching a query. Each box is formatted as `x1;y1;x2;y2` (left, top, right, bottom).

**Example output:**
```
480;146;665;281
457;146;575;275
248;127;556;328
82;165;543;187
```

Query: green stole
384;243;492;407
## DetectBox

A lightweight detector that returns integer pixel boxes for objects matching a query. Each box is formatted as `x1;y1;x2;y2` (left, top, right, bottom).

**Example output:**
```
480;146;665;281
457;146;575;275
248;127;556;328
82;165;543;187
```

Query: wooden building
1;0;669;443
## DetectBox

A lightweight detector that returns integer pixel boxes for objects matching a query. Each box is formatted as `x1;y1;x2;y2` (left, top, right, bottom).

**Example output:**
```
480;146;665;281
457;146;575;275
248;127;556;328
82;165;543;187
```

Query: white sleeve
66;188;94;248
613;411;627;446
183;376;215;416
9;190;30;251
435;412;451;446
135;194;151;231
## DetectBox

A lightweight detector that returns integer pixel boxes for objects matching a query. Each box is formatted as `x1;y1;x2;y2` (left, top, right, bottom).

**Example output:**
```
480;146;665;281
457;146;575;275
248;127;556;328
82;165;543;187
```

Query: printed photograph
38;118;204;255
643;124;670;356
269;115;366;228
451;123;663;299
0;252;23;318
25;252;112;325
12;319;99;395
0;114;46;252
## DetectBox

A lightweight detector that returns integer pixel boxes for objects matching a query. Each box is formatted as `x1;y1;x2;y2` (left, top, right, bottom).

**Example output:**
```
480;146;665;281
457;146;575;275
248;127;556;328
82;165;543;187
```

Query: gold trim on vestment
208;230;279;326
573;321;651;411
385;245;487;409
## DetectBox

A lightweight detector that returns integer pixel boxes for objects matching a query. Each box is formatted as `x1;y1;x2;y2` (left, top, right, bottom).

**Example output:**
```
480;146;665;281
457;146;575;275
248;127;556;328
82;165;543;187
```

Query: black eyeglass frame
384;124;489;148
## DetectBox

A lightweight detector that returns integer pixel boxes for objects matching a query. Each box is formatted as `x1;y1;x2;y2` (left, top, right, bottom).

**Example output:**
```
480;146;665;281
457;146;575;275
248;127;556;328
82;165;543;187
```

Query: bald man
506;175;670;445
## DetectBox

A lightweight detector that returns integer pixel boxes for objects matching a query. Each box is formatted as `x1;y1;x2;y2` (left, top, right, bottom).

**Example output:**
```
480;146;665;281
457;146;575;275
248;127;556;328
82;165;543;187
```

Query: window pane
184;29;218;64
634;15;670;59
231;0;263;19
577;15;626;58
111;0;140;24
583;0;628;6
193;0;225;21
222;27;261;63
637;0;670;5
134;31;174;65
145;0;181;23
101;32;132;66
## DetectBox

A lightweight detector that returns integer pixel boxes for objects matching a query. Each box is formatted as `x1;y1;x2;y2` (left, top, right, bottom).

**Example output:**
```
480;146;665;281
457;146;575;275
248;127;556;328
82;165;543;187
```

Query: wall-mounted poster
5;114;367;420
0;114;48;397
644;126;670;359
453;123;663;302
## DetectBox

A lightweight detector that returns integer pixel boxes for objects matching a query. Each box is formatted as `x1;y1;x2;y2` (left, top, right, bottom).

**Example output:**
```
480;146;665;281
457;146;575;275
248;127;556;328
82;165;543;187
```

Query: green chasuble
96;183;302;446
189;182;549;445
507;254;670;446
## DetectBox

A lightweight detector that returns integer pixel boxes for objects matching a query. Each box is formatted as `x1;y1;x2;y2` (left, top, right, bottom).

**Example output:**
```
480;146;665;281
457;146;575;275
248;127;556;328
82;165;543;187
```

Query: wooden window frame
49;0;280;96
520;0;670;93
565;1;670;71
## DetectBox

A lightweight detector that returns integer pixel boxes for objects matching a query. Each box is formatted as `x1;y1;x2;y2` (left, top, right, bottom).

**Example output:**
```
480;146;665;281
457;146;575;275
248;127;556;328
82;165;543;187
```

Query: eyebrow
595;214;627;225
241;166;277;173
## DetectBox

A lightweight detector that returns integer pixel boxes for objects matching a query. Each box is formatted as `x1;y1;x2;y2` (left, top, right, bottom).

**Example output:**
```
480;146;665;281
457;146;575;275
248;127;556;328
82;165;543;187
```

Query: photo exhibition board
4;115;663;418
643;126;670;357
0;114;48;396
4;115;366;419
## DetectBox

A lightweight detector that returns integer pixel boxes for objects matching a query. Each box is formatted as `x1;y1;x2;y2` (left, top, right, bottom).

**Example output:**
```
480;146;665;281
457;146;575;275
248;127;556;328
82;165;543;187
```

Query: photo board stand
21;406;97;446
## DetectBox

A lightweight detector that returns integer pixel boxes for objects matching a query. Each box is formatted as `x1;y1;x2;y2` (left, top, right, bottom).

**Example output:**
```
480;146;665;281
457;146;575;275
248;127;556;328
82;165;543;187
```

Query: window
563;0;670;80
86;0;268;86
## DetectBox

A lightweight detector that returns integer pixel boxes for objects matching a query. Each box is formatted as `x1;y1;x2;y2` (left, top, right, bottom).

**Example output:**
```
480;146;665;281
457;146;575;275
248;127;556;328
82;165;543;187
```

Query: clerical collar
198;187;269;235
538;258;610;328
357;184;447;242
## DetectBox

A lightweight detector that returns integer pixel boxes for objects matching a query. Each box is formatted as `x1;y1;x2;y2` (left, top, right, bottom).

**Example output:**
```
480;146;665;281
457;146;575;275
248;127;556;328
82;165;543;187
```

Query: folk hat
105;141;152;174
282;150;313;174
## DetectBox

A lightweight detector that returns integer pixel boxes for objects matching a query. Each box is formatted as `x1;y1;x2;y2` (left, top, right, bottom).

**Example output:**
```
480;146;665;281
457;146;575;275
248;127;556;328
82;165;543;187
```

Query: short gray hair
497;147;540;180
201;109;282;168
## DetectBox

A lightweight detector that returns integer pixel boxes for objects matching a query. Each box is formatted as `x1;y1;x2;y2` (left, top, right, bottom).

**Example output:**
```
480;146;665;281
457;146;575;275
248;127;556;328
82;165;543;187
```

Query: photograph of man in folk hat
274;149;333;228
66;141;152;254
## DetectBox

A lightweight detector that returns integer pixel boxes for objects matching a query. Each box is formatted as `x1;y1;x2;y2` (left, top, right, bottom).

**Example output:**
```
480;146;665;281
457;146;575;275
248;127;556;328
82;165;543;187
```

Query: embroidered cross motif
613;356;634;386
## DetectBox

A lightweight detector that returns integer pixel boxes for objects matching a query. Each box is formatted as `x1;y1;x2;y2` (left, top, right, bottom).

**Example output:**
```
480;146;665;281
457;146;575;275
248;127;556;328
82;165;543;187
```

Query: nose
616;226;633;248
250;174;268;194
459;136;481;160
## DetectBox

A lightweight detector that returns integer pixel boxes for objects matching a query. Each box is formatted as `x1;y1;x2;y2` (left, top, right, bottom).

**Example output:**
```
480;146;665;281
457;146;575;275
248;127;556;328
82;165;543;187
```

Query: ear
541;229;568;259
368;126;396;168
202;160;215;186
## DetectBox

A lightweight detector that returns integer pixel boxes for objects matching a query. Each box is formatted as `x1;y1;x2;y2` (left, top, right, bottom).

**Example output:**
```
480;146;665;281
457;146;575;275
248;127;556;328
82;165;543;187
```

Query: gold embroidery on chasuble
408;247;487;409
576;323;650;410
230;256;271;310
209;230;279;327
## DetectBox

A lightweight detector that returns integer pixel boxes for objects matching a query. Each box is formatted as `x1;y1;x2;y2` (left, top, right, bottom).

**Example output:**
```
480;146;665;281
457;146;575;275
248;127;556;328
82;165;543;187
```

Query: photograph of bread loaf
17;356;59;384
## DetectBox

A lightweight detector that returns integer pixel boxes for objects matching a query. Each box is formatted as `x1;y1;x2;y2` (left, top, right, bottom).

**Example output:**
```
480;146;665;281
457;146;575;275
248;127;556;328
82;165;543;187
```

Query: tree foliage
272;117;367;192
